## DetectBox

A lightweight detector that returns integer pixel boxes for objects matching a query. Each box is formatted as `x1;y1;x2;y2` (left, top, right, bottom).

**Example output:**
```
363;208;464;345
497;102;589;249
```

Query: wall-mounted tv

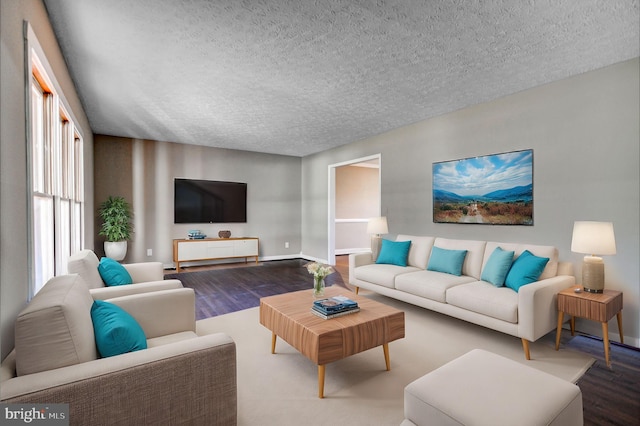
174;178;247;223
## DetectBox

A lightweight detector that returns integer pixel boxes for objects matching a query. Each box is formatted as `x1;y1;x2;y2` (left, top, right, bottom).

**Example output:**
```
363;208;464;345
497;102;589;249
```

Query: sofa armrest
106;288;196;338
1;333;236;425
517;274;576;341
0;351;16;383
350;252;374;268
349;252;373;277
123;262;164;282
89;279;182;300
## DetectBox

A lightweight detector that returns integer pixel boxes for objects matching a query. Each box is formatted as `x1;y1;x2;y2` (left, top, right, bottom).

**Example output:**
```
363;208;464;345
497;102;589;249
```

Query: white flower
305;262;334;278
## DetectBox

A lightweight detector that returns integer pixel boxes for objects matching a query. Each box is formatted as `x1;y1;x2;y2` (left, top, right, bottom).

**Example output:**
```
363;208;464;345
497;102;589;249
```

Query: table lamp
367;217;388;262
571;221;616;293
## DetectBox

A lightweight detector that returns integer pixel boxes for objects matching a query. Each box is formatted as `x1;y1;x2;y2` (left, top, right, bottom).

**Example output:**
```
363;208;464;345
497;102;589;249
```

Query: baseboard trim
163;253;303;270
336;248;370;255
163;251;359;270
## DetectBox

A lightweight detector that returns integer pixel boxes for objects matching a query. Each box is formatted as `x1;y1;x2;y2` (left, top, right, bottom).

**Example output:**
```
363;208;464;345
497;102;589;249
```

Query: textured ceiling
43;0;639;157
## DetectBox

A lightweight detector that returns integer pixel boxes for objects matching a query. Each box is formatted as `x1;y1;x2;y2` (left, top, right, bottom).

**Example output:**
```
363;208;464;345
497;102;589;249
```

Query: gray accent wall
302;58;639;346
93;136;302;266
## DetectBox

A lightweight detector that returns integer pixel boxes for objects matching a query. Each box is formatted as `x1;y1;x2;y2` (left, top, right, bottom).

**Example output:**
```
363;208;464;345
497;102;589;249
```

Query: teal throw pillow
427;246;468;276
98;257;133;286
505;250;550;292
481;247;515;287
91;300;147;358
376;239;411;267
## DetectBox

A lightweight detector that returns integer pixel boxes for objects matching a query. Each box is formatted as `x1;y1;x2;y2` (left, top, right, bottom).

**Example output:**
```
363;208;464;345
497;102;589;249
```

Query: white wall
302;59;640;346
0;0;94;359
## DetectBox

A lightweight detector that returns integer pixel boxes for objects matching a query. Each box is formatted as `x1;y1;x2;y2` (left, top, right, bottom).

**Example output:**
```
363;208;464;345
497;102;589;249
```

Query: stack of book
311;295;360;319
187;230;206;239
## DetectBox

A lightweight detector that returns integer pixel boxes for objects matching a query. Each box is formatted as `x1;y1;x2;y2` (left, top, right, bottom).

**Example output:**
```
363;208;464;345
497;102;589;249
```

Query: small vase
313;275;325;299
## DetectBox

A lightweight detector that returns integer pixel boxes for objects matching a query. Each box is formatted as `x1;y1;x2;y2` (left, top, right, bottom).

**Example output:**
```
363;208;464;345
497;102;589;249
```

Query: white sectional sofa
349;235;576;359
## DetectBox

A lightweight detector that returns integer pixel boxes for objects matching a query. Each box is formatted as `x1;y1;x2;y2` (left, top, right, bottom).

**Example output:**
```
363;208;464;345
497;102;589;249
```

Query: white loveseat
349;235;575;359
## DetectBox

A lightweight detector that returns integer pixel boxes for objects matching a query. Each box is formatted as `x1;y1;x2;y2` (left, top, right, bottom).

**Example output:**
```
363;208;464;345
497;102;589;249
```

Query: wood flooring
559;331;640;426
166;255;639;425
164;258;347;319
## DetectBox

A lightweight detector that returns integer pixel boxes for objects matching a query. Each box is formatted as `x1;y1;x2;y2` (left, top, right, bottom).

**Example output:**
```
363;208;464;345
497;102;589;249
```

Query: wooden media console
172;237;259;272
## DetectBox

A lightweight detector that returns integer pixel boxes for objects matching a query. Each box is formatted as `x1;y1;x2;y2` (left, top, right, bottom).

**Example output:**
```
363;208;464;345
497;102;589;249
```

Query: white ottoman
403;349;583;426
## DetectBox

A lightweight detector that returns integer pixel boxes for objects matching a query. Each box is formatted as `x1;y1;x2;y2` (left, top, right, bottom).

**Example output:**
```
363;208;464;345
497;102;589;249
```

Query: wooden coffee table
259;286;405;398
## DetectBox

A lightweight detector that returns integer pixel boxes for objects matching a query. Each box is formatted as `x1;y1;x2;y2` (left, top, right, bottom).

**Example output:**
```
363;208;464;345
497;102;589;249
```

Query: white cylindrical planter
104;241;127;261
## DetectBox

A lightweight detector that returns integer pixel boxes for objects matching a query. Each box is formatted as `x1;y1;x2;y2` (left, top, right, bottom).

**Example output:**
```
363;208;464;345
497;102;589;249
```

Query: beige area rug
196;291;595;426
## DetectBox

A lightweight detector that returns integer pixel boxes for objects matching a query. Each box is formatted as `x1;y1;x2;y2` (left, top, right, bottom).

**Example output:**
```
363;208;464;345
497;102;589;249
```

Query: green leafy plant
98;196;133;242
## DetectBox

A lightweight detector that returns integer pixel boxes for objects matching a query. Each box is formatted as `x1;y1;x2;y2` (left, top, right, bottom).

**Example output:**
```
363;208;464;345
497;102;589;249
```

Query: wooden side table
555;286;623;367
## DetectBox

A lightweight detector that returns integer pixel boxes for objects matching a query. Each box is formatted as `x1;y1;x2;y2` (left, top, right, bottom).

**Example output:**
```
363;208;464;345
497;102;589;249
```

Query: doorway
327;154;382;265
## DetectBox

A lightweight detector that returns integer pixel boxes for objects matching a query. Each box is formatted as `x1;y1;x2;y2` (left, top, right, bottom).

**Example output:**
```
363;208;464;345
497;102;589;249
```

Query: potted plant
98;195;133;261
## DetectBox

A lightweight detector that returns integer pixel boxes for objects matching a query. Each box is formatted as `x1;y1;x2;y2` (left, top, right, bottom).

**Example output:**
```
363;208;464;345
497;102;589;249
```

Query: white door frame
327;153;382;265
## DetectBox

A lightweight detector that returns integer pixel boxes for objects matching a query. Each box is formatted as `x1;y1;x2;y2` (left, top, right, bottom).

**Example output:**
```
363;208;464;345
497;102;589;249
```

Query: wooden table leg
602;322;611;367
383;343;390;371
318;364;325;398
271;333;277;354
555;311;564;350
616;311;624;344
570;316;575;336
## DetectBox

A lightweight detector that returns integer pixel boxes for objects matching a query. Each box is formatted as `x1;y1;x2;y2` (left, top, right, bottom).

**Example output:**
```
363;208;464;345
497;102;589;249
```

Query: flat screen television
174;178;247;223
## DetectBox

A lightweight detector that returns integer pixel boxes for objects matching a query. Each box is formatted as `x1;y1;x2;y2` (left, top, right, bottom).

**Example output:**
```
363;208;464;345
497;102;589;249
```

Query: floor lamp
367;217;388;262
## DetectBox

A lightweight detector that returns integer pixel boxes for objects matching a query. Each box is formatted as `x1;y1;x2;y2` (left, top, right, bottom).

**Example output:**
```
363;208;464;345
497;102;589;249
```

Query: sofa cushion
433;238;487;280
396;235;435;269
481;247;515;287
147;331;199;348
484;242;559;280
354;264;421;289
505;250;550;292
427;246;468;276
98;257;133;286
396;271;476;303
376;239;411;267
518;244;558;280
68;249;105;289
91;300;147;357
446;281;519;323
14;274;98;376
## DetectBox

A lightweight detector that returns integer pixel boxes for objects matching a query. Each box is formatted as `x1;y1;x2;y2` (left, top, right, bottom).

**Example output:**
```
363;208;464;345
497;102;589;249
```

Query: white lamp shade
367;216;388;235
571;221;616;256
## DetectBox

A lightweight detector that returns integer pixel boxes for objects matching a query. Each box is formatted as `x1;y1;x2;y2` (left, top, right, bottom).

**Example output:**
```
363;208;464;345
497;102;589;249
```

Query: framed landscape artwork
432;149;533;225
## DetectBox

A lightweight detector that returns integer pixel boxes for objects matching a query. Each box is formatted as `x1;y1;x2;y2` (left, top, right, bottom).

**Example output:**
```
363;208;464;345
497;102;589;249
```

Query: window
27;26;84;296
30;76;55;294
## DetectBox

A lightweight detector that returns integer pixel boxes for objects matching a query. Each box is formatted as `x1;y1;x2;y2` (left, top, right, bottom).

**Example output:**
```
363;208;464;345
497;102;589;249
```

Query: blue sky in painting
433;150;532;197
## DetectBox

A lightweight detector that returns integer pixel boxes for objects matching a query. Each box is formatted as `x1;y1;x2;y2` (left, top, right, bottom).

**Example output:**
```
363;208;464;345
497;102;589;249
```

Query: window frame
25;22;86;297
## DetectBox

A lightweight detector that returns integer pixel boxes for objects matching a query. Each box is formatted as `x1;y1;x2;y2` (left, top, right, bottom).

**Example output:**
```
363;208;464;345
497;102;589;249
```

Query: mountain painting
433;149;533;225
